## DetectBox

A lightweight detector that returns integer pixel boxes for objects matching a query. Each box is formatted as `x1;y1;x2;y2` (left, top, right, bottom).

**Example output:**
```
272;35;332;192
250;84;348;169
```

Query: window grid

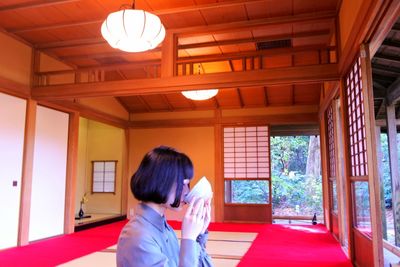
223;126;270;179
345;57;368;177
326;104;336;178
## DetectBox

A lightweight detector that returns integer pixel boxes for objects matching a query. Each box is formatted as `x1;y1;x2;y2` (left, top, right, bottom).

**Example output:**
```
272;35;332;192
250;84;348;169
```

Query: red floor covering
0;221;352;267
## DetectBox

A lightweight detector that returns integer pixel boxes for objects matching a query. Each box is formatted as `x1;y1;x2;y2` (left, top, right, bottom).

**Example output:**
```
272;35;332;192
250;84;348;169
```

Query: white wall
29;106;69;241
0;93;26;249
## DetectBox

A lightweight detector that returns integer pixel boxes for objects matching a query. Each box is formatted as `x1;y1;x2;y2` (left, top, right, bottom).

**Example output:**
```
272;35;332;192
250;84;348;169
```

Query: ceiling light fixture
101;1;165;52
181;64;219;100
182;89;219;101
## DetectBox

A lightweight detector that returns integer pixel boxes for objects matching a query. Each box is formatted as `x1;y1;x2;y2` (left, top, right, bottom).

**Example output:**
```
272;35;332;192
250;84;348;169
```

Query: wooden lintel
386;77;400;105
32;64;338;100
129;111;318;129
39;100;129;129
0;75;31;98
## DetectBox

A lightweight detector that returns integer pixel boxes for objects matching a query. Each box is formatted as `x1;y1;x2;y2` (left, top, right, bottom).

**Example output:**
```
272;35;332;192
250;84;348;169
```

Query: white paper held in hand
184;176;212;203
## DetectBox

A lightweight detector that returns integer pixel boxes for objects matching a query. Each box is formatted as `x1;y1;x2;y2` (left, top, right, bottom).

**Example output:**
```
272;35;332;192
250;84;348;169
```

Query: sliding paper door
29;106;69;241
0;93;26;249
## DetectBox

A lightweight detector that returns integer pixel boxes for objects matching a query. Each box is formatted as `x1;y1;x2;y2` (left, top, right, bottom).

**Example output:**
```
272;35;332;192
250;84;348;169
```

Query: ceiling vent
256;39;292;50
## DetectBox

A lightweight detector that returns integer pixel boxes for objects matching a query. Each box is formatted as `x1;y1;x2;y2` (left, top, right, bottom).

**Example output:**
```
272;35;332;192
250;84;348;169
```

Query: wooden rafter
381;39;400;49
386;77;400;105
263;86;269;106
0;0;78;12
32;64;338;99
374;53;400;64
372;63;400;76
236;88;244;108
161;95;174;111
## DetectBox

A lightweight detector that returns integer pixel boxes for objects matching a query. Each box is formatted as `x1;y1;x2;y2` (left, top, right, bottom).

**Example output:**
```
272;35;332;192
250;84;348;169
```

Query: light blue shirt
116;203;213;267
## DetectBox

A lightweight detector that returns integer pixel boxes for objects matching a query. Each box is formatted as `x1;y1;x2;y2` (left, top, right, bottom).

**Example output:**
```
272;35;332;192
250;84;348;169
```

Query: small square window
92;161;117;193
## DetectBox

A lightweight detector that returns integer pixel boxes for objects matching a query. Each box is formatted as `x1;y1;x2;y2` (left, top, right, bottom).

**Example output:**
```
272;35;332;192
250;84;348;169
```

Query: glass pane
331;180;338;213
354;181;371;235
225;180;269;204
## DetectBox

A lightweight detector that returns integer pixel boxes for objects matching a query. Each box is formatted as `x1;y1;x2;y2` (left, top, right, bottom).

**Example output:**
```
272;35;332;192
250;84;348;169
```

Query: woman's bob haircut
131;146;194;208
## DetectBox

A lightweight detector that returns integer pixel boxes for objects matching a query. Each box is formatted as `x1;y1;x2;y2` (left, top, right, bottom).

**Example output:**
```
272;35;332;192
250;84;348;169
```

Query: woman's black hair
130;146;193;208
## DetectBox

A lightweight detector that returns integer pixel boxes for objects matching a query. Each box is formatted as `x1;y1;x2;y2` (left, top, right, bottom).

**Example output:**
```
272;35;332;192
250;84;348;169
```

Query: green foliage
271;136;309;175
270;136;322;216
231;180;268;204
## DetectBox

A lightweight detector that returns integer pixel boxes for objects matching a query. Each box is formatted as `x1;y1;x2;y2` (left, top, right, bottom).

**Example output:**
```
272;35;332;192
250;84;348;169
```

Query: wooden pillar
338;79;354;260
214;109;223;222
385;104;400;246
319;112;331;229
121;128;130;216
360;43;384;266
18;99;37;246
375;126;388;240
161;30;177;78
64;112;79;234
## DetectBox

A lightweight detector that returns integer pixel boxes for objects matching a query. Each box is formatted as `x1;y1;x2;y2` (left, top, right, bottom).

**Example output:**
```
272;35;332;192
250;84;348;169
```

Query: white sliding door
29;106;69;241
0;93;26;249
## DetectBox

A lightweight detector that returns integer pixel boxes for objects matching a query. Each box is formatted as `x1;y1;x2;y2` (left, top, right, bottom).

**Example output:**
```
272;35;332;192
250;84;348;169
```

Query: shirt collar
136;202;166;232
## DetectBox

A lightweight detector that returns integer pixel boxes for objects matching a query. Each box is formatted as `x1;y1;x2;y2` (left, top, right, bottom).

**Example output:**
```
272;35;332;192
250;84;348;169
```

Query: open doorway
271;134;323;224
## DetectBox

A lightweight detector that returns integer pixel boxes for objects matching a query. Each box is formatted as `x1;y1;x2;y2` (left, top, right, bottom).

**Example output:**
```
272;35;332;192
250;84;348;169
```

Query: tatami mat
59;230;256;267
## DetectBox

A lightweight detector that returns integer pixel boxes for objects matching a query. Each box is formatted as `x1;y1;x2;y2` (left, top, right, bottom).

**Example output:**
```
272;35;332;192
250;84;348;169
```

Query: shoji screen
0;93;26;249
29;106;69;241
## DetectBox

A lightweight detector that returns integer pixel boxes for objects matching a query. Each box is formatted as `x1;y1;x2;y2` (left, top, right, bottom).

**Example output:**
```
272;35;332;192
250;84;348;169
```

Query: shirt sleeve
196;231;214;267
180;239;199;267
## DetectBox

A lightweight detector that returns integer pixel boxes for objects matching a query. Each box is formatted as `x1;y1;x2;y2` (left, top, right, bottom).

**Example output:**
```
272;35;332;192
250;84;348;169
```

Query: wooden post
18;99;37;246
385;104;400;246
375;126;388;240
360;43;384;266
319;112;330;228
161;30;177;78
214;109;223;222
64;111;79;234
121;128;130;216
338;79;355;260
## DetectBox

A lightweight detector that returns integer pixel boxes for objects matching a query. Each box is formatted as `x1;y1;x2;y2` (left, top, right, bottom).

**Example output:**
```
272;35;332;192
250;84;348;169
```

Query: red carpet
0;221;352;267
238;224;353;267
0;221;126;267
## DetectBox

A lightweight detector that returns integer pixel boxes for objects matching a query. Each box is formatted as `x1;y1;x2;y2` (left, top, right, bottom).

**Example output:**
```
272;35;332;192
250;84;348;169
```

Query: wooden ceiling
0;0;341;113
372;17;400;121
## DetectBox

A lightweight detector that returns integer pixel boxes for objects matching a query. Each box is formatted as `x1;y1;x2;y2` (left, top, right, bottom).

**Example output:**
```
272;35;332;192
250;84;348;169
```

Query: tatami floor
58;230;257;267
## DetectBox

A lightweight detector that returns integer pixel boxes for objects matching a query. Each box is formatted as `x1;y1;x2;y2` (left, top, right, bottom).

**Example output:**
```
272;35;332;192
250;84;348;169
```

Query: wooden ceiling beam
36;37;105;50
38;29;330;51
0;0;78;12
32;64;338;100
386;77;400;105
43;44;331;72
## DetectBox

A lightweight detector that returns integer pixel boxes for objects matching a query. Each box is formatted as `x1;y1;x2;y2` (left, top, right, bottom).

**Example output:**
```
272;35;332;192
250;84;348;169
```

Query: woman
116;146;213;267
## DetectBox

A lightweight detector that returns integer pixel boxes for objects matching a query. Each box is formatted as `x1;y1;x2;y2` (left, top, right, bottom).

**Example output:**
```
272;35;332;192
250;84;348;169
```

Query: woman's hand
201;196;212;234
181;198;206;240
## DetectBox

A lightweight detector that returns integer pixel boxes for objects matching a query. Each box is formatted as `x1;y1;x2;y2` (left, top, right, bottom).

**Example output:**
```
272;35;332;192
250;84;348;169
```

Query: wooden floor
58;230;258;267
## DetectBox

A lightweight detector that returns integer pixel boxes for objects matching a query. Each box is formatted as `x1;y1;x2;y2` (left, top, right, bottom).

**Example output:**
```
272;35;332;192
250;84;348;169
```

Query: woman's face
165;179;191;211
